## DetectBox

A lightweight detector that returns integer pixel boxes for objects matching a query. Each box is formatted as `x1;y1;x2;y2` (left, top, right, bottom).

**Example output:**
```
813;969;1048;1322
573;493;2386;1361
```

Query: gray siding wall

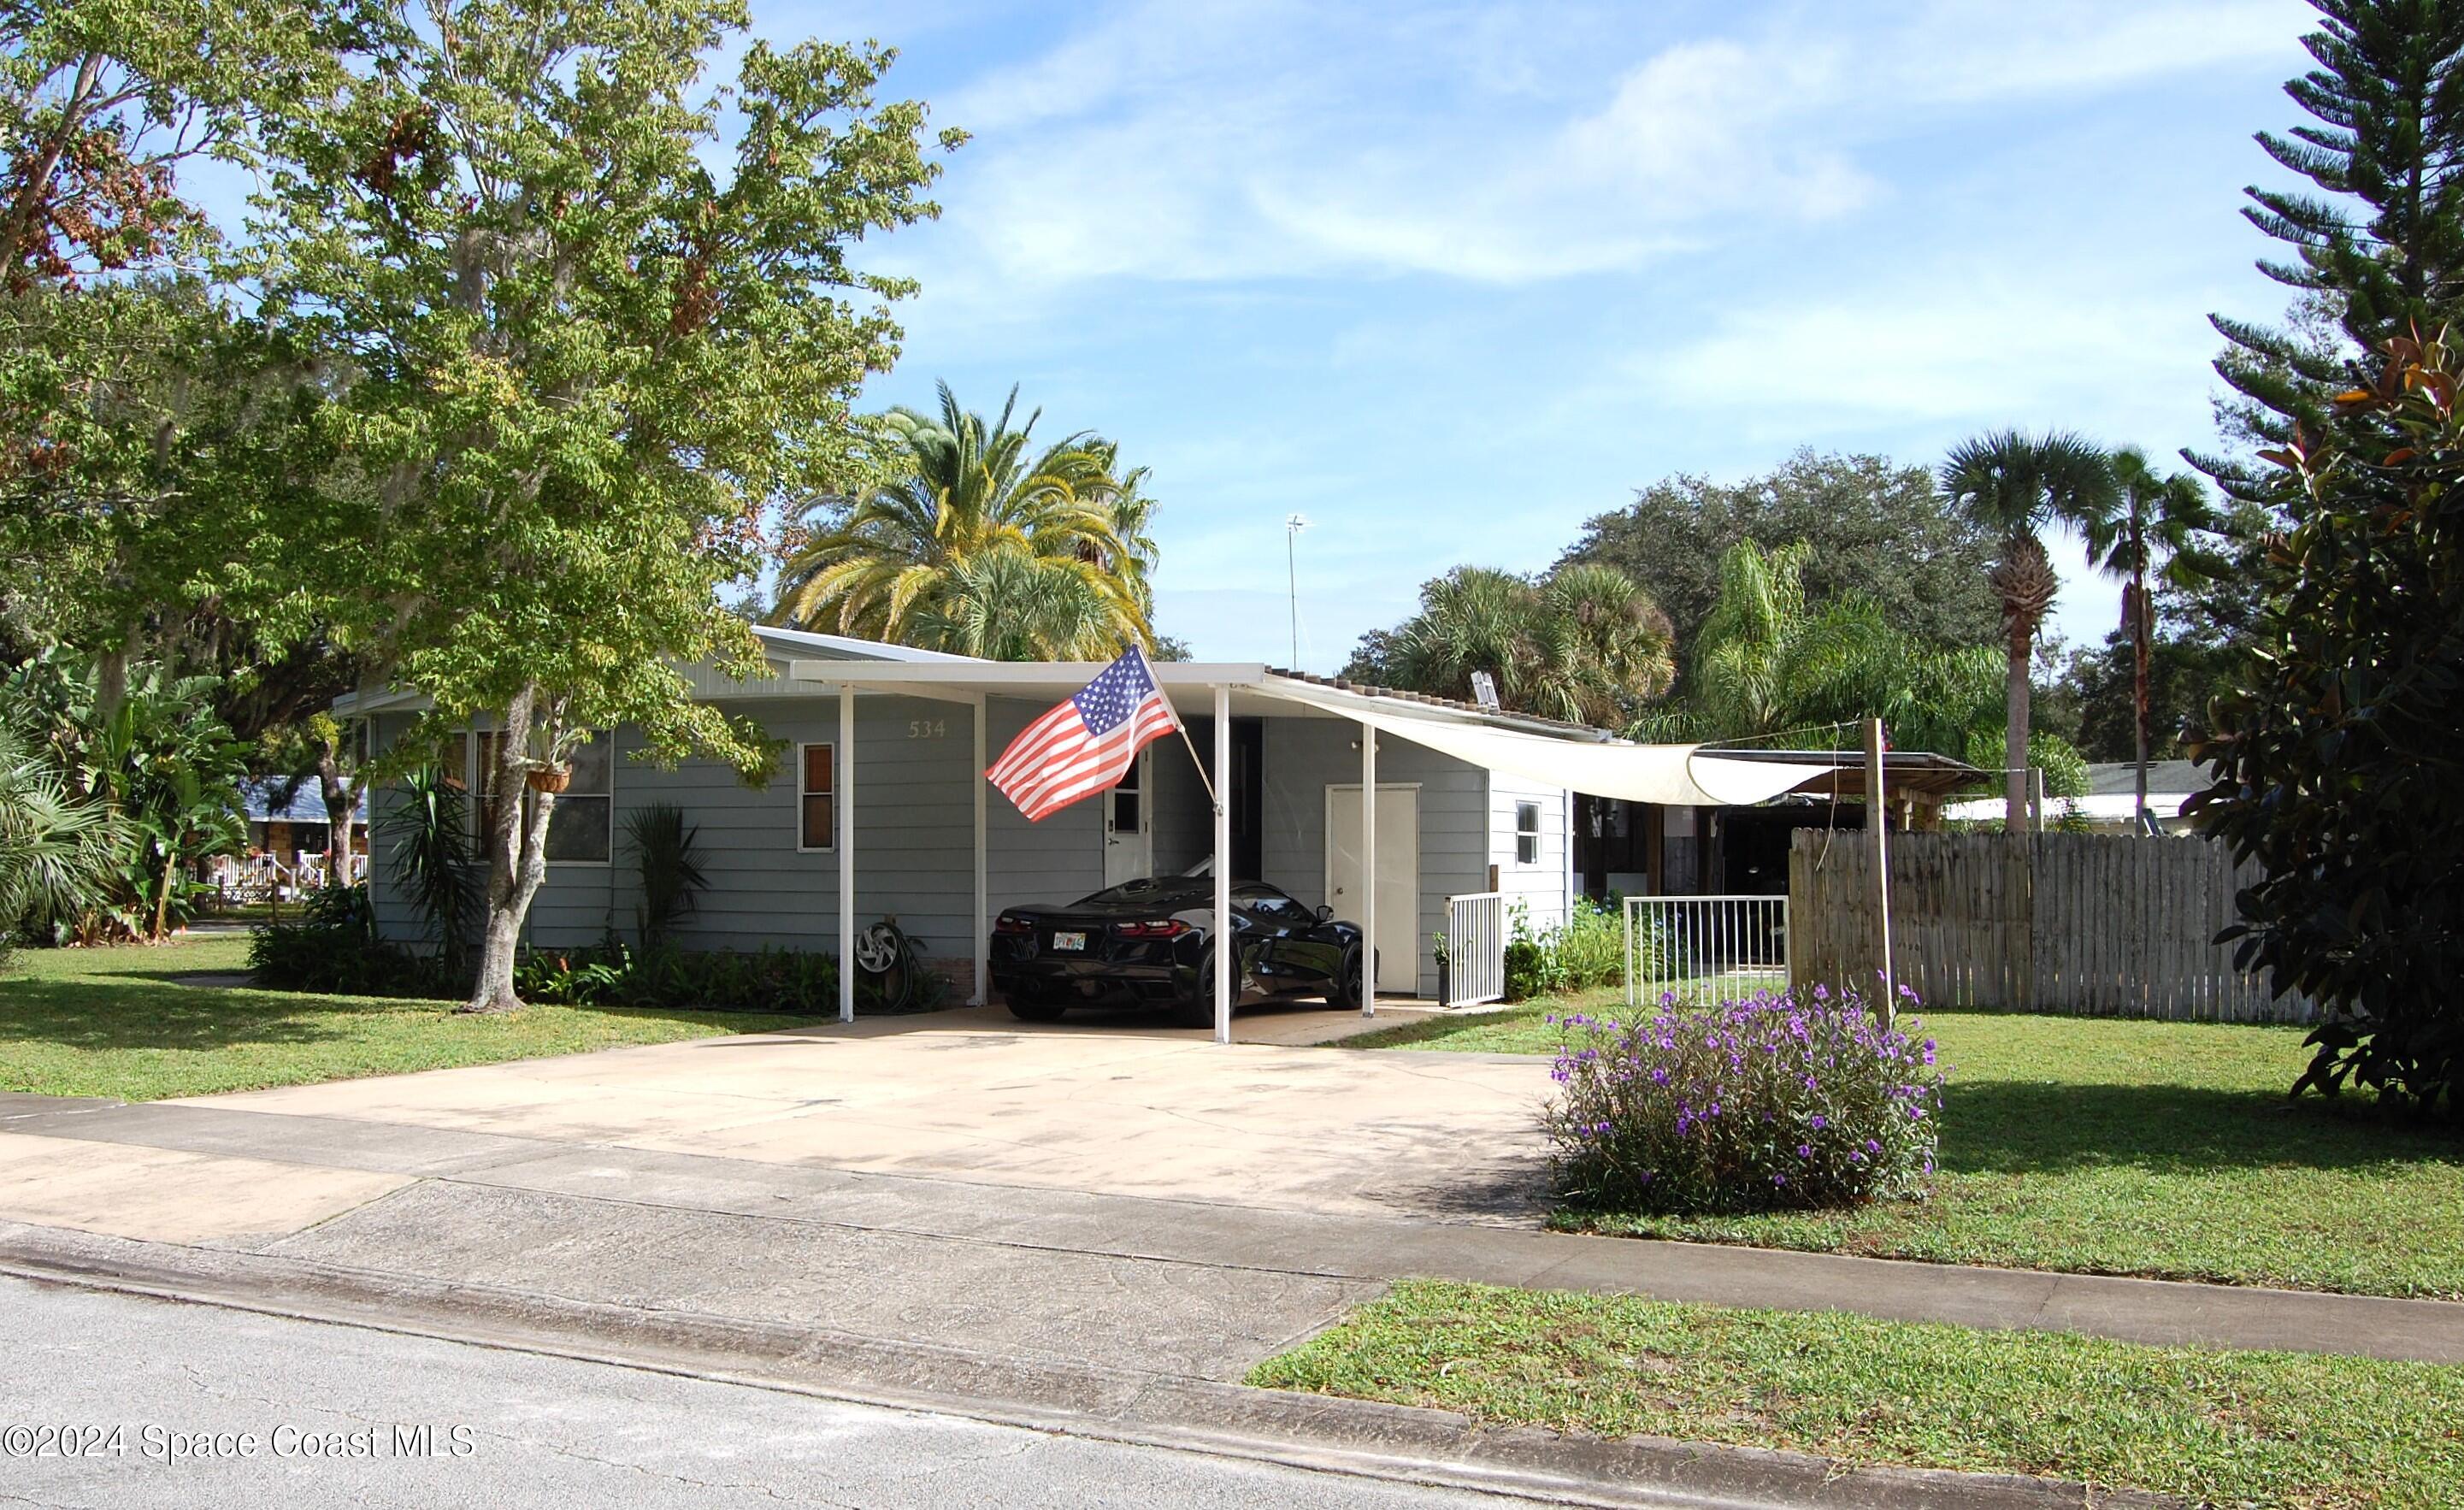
1259;719;1489;998
1488;772;1571;931
983;695;1105;918
1147;717;1213;877
366;693;1106;966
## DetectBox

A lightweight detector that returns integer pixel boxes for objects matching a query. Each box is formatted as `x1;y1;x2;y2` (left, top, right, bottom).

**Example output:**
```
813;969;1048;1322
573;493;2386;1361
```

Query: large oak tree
253;0;961;1010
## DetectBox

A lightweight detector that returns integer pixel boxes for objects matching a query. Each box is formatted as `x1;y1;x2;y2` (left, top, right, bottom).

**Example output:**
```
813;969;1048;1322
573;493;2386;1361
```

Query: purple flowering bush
1542;983;1946;1215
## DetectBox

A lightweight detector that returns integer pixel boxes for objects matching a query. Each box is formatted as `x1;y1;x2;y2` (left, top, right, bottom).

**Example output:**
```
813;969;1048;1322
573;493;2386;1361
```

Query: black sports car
991;876;1368;1023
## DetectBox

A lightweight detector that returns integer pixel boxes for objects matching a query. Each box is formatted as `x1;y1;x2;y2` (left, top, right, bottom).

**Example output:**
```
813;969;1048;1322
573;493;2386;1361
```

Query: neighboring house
1941;760;2205;835
240;778;369;865
345;629;1841;1012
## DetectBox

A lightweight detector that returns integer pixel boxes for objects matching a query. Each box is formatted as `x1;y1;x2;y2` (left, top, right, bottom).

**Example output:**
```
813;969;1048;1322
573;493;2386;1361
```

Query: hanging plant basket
526;764;572;794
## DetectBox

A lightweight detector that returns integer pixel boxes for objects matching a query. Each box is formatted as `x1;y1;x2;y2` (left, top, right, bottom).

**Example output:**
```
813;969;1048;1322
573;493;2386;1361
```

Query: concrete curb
0;1223;2172;1510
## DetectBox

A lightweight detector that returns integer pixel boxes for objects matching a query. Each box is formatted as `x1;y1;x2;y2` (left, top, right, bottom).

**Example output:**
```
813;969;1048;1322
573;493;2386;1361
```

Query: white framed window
451;728;613;865
542;734;613;864
1514;801;1541;865
797;741;836;852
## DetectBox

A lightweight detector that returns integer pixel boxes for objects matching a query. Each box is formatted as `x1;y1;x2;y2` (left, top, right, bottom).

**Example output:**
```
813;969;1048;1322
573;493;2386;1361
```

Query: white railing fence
204;851;367;905
1624;894;1791;1010
1442;892;1506;1007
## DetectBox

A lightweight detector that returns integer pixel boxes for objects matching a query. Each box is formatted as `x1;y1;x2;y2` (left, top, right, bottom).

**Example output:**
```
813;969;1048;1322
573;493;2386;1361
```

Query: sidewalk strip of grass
1250;1280;2464;1510
1349;995;2464;1301
1;935;816;1101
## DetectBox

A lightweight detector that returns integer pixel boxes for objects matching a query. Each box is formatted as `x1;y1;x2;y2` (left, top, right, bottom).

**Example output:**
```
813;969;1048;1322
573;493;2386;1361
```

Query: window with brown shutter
798;742;834;852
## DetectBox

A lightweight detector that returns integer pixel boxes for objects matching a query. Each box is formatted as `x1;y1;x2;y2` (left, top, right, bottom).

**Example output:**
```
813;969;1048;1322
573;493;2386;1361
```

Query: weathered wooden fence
1788;829;2314;1023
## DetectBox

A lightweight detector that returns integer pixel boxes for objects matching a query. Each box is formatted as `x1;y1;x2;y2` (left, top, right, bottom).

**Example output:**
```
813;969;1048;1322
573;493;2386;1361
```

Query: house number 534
907;719;946;740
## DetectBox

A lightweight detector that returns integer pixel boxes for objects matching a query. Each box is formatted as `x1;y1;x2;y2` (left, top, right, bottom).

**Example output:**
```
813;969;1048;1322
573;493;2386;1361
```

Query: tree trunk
464;685;557;1013
95;645;129;723
1988;533;2059;833
2131;581;2152;831
150;850;176;941
317;752;357;885
2004;630;2031;830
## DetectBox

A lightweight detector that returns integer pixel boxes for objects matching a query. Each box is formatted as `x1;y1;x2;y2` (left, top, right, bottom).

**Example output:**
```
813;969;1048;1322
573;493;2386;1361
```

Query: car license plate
1049;930;1087;953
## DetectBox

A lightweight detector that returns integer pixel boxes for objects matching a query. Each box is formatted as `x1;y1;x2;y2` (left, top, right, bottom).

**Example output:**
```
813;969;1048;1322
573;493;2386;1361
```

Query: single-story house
346;629;1844;1038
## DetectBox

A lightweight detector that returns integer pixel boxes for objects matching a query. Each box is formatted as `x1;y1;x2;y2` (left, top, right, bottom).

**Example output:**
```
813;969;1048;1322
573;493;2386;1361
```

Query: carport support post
839;682;856;1024
1212;685;1232;1044
971;692;987;1006
1359;723;1376;1016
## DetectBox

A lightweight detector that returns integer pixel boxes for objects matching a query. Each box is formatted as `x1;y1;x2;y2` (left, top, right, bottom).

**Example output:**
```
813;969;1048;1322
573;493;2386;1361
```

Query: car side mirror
1316;905;1335;923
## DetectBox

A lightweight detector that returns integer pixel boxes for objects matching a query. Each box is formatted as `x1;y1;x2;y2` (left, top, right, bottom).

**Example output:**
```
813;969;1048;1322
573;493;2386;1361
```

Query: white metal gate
1443;892;1506;1007
1624;894;1789;1009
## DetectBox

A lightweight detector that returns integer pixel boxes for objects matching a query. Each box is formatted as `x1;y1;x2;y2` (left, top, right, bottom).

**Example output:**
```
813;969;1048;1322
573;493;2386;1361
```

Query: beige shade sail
1258;683;1833;806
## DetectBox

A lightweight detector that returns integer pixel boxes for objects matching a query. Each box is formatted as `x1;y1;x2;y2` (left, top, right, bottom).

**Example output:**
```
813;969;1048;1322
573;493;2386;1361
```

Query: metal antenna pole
1284;514;1307;667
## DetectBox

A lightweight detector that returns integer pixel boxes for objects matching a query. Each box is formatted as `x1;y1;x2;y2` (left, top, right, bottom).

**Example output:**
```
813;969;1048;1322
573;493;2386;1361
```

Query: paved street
0;1277;1529;1510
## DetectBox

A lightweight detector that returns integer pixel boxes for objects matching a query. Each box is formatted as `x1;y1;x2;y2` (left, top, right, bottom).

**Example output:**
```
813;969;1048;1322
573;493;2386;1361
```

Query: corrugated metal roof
241;779;368;824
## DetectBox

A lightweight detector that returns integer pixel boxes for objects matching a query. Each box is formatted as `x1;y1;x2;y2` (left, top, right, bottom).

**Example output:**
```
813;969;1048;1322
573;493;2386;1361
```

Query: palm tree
771;383;1154;658
1380;564;1674;727
1939;431;2118;828
0;724;123;950
1528;562;1679;725
2084;448;2219;829
1673;540;2001;757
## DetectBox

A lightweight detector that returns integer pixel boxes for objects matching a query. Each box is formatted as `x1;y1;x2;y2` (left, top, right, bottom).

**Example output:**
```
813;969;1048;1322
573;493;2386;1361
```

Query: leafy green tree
1561;450;2002;652
3;6;357;715
3;651;244;939
254;0;961;1011
1646;539;2005;763
0;277;337;713
2193;330;2464;1118
1345;563;1674;728
1939;431;2119;829
2202;0;2464;504
2080;449;2224;823
1;0;344;286
771;383;1155;658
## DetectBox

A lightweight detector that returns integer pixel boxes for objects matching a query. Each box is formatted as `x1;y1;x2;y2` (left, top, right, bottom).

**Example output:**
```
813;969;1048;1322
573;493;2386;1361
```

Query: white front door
1102;748;1152;887
1325;783;1419;994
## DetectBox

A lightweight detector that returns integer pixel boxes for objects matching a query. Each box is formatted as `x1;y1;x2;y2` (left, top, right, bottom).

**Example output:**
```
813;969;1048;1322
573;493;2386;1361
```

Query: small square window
799;742;835;852
1515;801;1541;864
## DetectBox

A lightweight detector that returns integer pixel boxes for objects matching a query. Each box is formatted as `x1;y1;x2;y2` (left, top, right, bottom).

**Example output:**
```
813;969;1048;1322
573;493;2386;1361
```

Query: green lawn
1252;1280;2464;1510
1353;992;2464;1300
0;935;817;1101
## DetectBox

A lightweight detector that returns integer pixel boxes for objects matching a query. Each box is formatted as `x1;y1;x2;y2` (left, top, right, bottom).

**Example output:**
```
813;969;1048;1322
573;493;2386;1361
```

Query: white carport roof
775;655;1832;809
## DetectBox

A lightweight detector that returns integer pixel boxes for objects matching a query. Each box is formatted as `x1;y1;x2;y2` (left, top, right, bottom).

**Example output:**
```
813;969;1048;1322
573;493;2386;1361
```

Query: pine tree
2201;0;2464;500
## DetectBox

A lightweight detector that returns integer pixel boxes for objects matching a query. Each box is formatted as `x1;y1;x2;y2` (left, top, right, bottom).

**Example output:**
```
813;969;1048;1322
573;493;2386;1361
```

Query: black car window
1079;877;1210;906
1237;887;1310;922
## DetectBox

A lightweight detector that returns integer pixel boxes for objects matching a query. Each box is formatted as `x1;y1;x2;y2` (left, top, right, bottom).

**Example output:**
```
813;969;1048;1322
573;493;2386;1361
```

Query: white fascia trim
782;660;1275;688
750;626;984;664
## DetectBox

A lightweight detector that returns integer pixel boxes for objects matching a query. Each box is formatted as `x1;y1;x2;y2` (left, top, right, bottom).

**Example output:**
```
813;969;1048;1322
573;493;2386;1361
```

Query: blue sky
751;0;2319;672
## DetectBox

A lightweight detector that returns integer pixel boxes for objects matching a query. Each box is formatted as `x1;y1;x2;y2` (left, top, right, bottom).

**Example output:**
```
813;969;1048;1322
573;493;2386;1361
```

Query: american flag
986;646;1181;822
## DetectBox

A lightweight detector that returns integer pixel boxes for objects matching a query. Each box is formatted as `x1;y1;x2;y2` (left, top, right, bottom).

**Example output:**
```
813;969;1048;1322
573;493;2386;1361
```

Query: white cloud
1624;262;2234;451
894;0;2308;294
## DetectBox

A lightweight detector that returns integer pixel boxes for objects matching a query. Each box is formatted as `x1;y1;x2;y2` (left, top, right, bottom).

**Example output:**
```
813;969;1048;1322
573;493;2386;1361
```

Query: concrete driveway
170;1003;1556;1225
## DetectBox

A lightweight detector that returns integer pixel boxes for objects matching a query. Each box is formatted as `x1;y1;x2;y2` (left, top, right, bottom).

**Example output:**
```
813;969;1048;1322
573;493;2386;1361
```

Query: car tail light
1114;919;1189;939
994;915;1035;935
